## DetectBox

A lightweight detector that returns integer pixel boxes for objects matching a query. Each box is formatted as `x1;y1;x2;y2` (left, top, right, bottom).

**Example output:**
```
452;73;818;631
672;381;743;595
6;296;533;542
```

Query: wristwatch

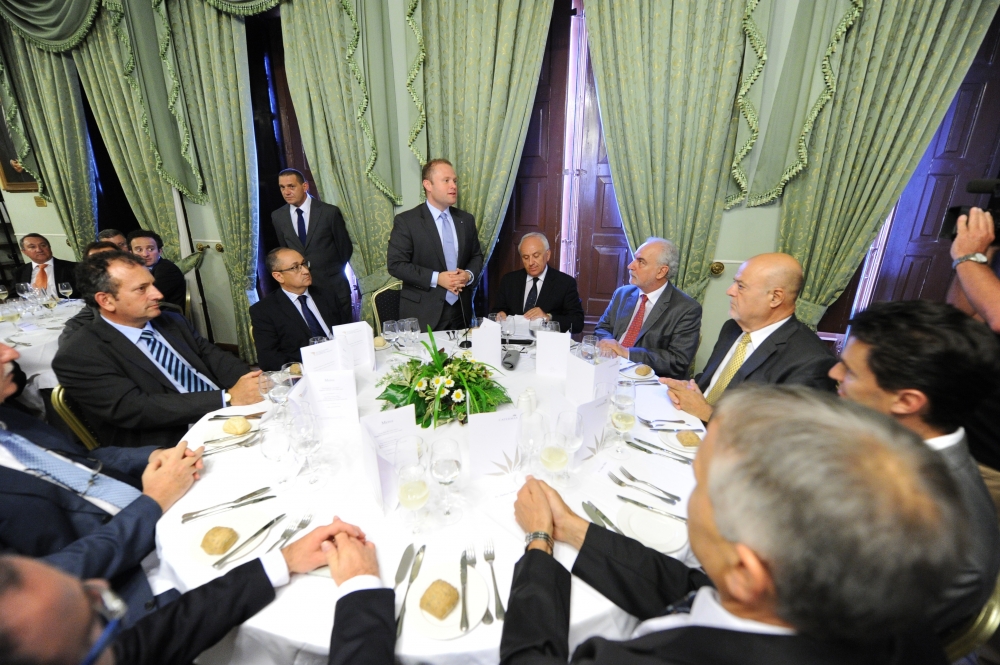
953;252;989;269
223;391;233;405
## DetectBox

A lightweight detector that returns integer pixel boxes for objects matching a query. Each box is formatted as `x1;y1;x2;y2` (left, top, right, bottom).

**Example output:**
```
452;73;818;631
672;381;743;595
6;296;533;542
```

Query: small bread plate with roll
405;562;489;639
656;429;702;458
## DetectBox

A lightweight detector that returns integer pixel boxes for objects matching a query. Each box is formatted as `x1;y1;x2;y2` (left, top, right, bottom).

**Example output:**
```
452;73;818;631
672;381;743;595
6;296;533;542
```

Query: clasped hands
514;476;590;553
438;269;471;295
281;517;381;584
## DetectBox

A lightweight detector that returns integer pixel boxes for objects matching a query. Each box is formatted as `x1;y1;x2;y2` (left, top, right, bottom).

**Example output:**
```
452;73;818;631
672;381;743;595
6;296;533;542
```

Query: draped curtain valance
0;0;100;52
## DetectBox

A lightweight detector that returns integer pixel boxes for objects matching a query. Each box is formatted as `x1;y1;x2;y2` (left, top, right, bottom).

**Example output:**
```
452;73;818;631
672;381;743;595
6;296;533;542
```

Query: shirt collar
32;257;54;269
526;266;549;283
638;281;669;308
747;315;792;350
101;316;153;344
633;587;795;638
426;200;450;220
282;287;311;303
925;427;965;452
294;196;312;214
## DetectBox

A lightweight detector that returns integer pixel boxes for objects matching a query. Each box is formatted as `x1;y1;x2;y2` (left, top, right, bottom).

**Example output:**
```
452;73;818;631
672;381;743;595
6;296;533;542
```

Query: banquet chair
51;384;100;451
371;280;402;333
944;572;1000;660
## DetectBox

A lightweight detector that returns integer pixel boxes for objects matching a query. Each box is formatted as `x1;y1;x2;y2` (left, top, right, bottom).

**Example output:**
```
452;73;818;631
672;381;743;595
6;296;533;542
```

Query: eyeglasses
276;260;311;273
79;583;128;665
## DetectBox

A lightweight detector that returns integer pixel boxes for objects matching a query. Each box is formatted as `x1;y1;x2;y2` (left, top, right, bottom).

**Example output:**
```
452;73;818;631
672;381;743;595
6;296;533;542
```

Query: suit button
145;600;156;610
101;515;112;524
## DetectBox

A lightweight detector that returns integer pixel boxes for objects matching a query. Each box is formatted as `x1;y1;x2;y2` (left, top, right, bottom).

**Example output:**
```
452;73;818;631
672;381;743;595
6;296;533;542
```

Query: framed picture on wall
0;106;37;193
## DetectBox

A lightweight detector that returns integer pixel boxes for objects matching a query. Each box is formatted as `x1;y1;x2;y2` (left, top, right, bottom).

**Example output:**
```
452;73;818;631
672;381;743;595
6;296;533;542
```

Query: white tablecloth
156;336;701;665
3;300;86;390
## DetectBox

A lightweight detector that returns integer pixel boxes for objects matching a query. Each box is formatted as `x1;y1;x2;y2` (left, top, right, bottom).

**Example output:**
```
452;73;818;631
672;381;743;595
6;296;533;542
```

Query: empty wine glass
382;320;398;348
266;372;293;422
289;403;327;487
555;411;584;484
57;282;72;299
404;318;420;347
544;320;560;332
397;463;429;534
607;379;636;460
14;283;29;300
528;318;544;339
430;438;463;524
500;315;515;343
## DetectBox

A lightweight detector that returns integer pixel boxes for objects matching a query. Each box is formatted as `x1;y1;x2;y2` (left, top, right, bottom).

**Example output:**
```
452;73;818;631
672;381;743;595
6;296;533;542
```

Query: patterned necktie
620;295;648;348
0;429;141;510
524;277;539;311
297;295;327;338
34;264;48;291
140;330;214;393
439;211;459;305
705;333;752;405
296;208;308;246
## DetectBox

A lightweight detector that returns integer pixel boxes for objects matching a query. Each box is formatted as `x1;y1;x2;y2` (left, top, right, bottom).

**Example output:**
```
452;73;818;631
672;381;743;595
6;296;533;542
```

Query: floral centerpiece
376;329;511;427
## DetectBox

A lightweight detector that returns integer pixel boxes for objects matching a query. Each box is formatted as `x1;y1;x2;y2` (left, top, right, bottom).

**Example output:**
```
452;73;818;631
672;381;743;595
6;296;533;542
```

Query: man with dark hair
53;251;263;448
127;230;186;311
97;229;129;252
387;158;484;330
830;299;1000;633
272;168;355;323
250;247;342;370
16;233;77;299
502;386;964;665
59;243;123;347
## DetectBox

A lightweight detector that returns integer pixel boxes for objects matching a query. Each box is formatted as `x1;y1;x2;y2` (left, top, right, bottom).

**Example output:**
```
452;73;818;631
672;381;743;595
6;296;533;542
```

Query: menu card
360;405;418;513
535;330;571;378
331;321;377;371
635;384;683;421
471;318;502;368
305;370;359;427
468;409;523;479
300;337;353;373
565;352;620;405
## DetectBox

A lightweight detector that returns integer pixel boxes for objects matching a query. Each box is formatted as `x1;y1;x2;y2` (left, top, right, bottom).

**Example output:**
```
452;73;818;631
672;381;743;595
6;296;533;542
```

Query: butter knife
617;495;687;524
626;440;693;465
460;552;469;632
587;501;624;535
581;501;606;528
396;544;425;637
181;487;270;521
393;544;415;590
213;513;286;569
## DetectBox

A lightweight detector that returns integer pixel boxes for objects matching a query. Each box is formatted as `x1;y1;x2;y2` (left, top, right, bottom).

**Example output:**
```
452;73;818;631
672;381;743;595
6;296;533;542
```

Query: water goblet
14;283;29;300
580;334;598;363
382;320;398;348
289;403;327;487
555;411;584;483
430;438;463;524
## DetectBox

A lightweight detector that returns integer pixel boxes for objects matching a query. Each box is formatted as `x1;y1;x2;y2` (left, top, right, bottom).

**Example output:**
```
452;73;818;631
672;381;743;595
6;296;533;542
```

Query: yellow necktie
705;333;751;405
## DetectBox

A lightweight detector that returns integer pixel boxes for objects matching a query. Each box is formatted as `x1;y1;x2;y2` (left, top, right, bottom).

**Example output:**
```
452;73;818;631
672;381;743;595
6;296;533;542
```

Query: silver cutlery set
202;431;263;457
585;464;689;530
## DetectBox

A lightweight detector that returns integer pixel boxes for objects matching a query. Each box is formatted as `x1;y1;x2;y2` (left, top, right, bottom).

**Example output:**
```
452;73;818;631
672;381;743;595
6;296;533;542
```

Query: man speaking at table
502;386;964;665
387;159;484;331
53;251;264;449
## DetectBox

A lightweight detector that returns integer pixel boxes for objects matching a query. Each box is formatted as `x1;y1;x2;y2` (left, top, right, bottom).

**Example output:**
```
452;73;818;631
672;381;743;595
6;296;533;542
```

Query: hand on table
141;440;204;511
523;307;549;321
515;477;590;553
321;532;380;585
282;517;368;575
952;207;996;259
660;377;713;422
229;370;264;406
598;339;628;359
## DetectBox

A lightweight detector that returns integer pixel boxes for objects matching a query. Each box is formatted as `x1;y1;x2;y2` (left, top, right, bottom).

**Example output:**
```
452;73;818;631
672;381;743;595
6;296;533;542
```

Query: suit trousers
437;301;466;331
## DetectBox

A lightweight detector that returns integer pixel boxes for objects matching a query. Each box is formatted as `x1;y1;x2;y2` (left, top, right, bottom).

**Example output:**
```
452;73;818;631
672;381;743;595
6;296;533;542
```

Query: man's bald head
726;252;803;332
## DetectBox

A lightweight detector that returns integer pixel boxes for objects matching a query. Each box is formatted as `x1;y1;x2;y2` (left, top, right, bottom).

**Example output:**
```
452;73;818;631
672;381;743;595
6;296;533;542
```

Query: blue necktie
0;429;141;510
439;211;459;305
297;295;327;338
296;208;307;246
524;277;539;311
140;330;214;393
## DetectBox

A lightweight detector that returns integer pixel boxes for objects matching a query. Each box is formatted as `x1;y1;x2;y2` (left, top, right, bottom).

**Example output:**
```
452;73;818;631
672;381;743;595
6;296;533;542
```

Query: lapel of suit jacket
732;317;799;386
310;291;340;329
615;287;641;339
280;291;315;338
93;318;177;392
421;203;448;269
636;283;674;342
282;204;307;253
304;198;323;249
152;317;217;383
697;321;743;390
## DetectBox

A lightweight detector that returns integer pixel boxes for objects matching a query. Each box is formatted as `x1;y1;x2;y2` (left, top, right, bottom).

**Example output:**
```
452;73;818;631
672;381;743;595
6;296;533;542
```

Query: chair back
51;385;100;451
944;572;1000;661
371;280;402;334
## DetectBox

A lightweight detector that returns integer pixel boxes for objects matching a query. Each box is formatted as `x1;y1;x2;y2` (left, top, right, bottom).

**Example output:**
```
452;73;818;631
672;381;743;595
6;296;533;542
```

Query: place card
300;337;353;373
535;330;571;377
331;321;377;371
635;384;683;421
304;370;359;427
468;409;523;479
359;405;418;514
471;318;502;368
564;352;620;405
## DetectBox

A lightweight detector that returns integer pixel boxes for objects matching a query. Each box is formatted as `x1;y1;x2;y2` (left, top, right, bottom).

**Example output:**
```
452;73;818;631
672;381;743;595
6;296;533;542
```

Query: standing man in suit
831;300;1000;634
663;252;836;421
53;252;263;449
250;248;343;370
16;233;77;299
501;386;964;665
387;159;484;331
492;232;585;334
272;168;355;323
593;237;701;378
127;230;186;312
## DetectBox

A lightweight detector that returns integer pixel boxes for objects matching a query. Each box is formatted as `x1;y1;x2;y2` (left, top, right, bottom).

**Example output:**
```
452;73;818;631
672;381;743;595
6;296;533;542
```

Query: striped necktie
705;333;752;405
139;330;214;393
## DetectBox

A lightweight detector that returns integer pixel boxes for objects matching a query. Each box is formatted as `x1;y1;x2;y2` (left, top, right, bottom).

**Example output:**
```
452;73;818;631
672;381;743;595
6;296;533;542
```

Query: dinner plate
620;364;658;381
200;419;260;446
185;508;285;568
655;430;702;458
404;562;489;640
616;503;688;553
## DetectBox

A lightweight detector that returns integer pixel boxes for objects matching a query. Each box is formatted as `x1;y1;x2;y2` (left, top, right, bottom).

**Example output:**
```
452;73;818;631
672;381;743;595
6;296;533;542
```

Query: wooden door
871;12;1000;303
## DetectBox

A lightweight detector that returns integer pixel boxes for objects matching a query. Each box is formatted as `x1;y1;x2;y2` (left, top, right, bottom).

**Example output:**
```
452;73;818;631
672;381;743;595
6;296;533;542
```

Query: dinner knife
633;437;696;463
213;513;286;569
181;487;270;521
393;544;415;590
208;411;267;421
617;495;688;524
581;501;606;528
181;495;276;523
396;544;426;637
587;502;624;535
626;440;693;465
460;553;470;632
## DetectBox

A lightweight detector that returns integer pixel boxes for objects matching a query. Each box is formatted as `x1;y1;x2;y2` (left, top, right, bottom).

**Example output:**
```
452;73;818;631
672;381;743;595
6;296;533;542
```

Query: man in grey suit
593;237;701;378
272;169;354;323
386;159;484;331
831;299;1000;635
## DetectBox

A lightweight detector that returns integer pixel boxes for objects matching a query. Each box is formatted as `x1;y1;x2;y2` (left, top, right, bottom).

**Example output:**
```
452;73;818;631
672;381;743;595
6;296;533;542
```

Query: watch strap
953;253;989;269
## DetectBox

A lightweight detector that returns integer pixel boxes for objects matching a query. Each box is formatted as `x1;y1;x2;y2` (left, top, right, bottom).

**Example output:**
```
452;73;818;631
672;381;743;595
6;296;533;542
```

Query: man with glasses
250;248;343;370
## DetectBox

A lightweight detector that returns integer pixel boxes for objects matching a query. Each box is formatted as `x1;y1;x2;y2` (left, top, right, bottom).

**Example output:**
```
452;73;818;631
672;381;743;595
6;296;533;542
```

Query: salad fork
618;467;681;501
608;472;677;505
483;539;504;620
466;544;493;625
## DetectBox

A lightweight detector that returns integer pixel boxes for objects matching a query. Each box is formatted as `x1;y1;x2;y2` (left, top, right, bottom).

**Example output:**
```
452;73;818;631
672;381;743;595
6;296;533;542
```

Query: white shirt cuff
259;550;291;588
465;270;475;285
431;271;439;288
335;574;384;602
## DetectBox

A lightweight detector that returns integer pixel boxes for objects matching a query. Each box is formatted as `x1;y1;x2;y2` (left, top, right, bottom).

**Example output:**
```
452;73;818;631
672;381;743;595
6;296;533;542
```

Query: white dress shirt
703;316;792;396
290;195;313;237
617;281;668;344
925;427;965;452
282;288;331;336
632;586;795;638
29;258;57;298
426;201;474;289
523;266;548;309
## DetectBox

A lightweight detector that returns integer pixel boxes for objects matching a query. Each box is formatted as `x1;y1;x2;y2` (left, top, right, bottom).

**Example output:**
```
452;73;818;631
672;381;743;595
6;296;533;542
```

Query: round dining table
155;335;701;665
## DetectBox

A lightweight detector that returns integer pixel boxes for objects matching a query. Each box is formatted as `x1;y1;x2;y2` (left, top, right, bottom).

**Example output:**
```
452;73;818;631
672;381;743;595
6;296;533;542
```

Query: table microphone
457;296;473;348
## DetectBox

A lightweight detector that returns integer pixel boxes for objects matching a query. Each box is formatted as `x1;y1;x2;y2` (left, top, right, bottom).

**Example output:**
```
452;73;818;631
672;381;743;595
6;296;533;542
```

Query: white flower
431;376;445;389
445;378;455;388
415;378;428;391
451;389;465;403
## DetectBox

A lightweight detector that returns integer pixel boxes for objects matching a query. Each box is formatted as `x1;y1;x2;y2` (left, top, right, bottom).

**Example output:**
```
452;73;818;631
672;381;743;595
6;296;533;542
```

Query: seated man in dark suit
593;237;701;378
502;386;964;665
97;228;129;252
128;229;186;311
53;252;263;449
0;518;395;665
492;232;585;334
663;252;836;421
831;300;1000;634
16;232;77;300
58;241;120;348
250;247;343;370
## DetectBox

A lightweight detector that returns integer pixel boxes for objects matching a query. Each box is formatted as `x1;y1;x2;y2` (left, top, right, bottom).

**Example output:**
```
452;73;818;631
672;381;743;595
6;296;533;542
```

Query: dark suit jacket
272;197;355;323
492;267;585;334
386;202;484;331
696;316;837;395
594;283;702;379
151;257;186;311
500;526;949;665
0;405;163;626
15;257;78;291
52;312;250;448
250;287;342;371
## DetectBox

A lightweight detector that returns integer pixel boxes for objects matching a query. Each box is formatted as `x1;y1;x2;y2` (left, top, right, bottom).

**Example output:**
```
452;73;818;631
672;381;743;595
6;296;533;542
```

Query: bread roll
288;363;302;376
201;526;238;555
374;335;387;348
634;364;652;376
222;416;251;435
677;431;701;448
420;579;459;620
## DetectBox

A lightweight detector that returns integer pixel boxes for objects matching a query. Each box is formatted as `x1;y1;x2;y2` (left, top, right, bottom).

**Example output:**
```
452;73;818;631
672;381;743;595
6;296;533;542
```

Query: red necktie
620;294;648;348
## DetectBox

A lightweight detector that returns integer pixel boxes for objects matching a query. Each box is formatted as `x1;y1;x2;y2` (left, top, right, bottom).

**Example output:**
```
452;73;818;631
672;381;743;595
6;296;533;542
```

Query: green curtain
200;0;281;15
164;0;259;361
0;26;96;258
282;0;399;321
777;0;1000;326
0;0;100;52
587;0;745;301
422;0;551;269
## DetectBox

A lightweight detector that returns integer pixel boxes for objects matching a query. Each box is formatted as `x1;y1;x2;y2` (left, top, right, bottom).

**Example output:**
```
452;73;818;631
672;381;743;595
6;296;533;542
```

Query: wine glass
580;335;598;363
539;432;570;485
430;438;463;524
266;372;293;422
308;336;328;346
0;286;8;302
58;282;73;299
289;403;326;487
607;379;636;459
516;411;548;478
14;283;29;300
544;320;560;332
398;463;429;533
280;362;303;385
382;320;398;348
404;318;420;347
528;317;544;339
500;315;514;344
7;302;23;332
555;411;584;483
259;417;290;463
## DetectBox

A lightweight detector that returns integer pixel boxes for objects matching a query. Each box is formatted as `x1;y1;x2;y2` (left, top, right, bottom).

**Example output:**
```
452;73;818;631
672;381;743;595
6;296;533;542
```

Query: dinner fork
483;539;504;621
202;432;261;457
268;513;312;552
618;467;681;501
637;416;686;426
608;471;677;505
466;545;493;625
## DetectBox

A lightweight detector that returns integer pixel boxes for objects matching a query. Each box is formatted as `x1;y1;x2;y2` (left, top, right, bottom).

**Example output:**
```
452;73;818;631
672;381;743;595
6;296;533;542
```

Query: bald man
662;253;836;421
